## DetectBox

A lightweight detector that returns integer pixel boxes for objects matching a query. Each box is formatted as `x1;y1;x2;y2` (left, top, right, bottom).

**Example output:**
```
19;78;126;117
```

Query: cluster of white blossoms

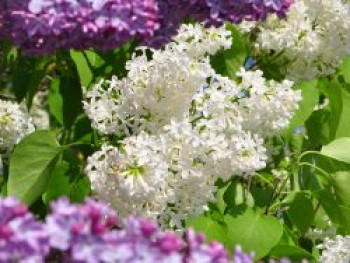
319;235;350;263
84;42;215;135
84;23;302;226
249;0;350;81
85;134;173;220
0;99;35;153
172;23;233;57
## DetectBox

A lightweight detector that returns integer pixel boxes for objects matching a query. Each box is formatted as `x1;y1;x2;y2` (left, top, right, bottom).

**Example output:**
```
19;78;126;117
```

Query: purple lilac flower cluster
0;197;49;262
190;0;292;25
45;197;119;262
0;196;254;262
6;0;159;54
2;0;292;54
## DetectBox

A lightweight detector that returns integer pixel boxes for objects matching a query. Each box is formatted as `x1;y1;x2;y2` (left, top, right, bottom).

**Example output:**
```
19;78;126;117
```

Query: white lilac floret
319;235;350;263
0;99;35;153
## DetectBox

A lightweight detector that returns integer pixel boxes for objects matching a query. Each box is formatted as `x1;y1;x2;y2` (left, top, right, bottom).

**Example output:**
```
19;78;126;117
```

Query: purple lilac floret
184;229;229;263
0;197;49;263
103;217;185;262
234;246;255;263
45;197;118;262
3;0;292;54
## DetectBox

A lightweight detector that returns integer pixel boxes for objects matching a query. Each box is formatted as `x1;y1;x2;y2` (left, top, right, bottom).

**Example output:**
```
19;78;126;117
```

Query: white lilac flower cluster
84;23;302;226
250;0;350;81
319;235;350;263
0;99;35;153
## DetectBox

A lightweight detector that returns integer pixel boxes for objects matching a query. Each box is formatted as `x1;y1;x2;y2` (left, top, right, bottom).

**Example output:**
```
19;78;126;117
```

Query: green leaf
340;56;350;84
270;245;315;261
321;137;350;164
73;115;93;143
302;153;350;232
59;75;83;129
224;208;283;259
250;184;274;208
53;52;84;129
211;24;247;79
70;51;93;87
278;226;297;246
69;176;91;203
223;180;254;208
337;205;350;234
314;189;342;226
311;156;350;205
334;89;350;138
331;171;350;206
305;79;345;147
318;79;343;140
48;74;83;129
284;192;314;234
187;215;227;244
305;109;331;147
7;131;62;205
12;56;44;103
215;180;230;214
42;162;71;204
25;70;46;109
284;80;319;138
48;78;64;125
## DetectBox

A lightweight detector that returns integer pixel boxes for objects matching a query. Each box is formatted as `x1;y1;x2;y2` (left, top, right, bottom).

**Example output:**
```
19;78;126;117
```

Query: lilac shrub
3;0;292;54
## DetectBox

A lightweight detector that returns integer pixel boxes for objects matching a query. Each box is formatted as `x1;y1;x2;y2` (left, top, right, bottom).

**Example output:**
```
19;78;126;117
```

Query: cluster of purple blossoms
2;0;292;54
146;0;292;47
0;197;49;262
0;196;254;263
45;197;119;262
6;0;159;54
191;0;292;25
